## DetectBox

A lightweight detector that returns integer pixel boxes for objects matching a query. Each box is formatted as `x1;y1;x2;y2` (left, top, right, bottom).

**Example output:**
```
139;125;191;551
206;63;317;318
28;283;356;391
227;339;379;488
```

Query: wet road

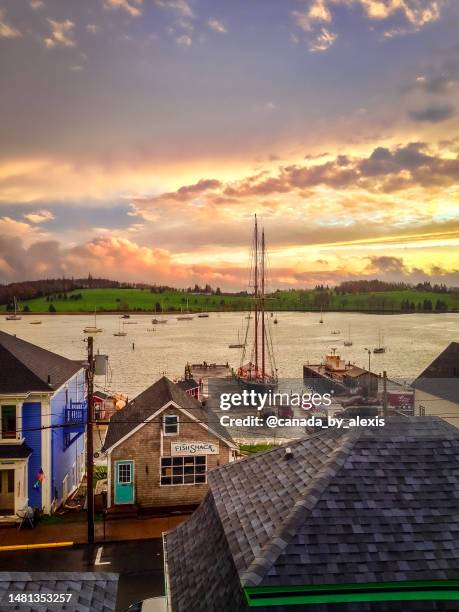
0;539;164;612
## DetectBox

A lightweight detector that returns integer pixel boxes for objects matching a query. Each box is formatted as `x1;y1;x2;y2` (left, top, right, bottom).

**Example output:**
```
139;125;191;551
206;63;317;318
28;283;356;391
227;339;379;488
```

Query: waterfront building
0;331;86;519
102;376;236;512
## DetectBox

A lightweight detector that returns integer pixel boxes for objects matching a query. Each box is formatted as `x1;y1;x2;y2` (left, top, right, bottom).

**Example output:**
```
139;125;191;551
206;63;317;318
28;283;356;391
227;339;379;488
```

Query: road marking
0;542;73;551
95;546;111;566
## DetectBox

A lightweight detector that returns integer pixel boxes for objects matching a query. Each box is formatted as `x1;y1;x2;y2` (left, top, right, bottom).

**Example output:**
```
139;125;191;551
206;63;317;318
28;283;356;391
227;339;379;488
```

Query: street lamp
364;348;371;397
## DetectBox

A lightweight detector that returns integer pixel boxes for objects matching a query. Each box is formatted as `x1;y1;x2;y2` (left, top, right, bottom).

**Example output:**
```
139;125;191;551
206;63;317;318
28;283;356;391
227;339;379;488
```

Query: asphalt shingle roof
164;417;459;612
0;572;118;612
0;331;83;393
413;342;459;404
102;376;234;451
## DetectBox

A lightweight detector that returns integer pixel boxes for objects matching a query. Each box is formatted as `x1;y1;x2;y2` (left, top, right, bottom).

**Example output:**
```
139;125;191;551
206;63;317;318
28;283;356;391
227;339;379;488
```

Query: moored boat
83;308;102;333
5;297;22;320
373;331;386;353
236;215;278;392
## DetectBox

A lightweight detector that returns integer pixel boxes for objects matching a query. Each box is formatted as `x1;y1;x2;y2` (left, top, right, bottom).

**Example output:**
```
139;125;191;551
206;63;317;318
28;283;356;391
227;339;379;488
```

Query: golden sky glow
0;0;458;287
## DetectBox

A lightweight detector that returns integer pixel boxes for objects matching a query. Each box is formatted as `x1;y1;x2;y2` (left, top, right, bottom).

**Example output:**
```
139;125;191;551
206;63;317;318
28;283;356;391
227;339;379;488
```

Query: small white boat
152;318;167;324
5;297;22;320
373;331;386;354
177;300;193;320
83;309;102;333
229;330;245;349
344;325;353;346
114;320;127;336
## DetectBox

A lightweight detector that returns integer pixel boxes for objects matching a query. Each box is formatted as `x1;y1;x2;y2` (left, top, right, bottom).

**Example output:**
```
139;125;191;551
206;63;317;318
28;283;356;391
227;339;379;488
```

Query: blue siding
51;370;85;504
22;402;42;508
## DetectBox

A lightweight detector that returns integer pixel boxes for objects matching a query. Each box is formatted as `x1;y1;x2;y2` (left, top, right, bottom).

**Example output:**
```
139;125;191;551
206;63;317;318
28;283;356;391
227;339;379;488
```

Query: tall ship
236;216;278;391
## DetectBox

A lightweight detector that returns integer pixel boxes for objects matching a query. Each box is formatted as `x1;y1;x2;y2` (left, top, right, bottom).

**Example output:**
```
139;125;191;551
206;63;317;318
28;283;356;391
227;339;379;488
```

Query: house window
163;415;178;435
160;456;206;485
1;406;16;440
118;462;132;483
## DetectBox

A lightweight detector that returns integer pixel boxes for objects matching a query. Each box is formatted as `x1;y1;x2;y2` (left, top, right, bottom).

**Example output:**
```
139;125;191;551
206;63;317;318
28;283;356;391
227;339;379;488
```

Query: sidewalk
0;514;190;547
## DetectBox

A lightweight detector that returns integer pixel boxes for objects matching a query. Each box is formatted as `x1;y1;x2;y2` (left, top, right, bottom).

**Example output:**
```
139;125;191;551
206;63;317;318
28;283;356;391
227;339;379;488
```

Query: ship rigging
236;215;278;391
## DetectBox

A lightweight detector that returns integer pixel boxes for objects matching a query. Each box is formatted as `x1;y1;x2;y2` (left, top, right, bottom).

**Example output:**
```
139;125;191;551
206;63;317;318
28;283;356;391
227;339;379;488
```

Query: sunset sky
0;0;458;289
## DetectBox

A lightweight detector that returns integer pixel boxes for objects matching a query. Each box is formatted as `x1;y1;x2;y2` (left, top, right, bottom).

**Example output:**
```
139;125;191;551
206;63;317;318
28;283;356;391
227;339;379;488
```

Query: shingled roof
0;572;118;612
413;342;459;404
103;376;234;451
164;417;459;612
0;331;83;394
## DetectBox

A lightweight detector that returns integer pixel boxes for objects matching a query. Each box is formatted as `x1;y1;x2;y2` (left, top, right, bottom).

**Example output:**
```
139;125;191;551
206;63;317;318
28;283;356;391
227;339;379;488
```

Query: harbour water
1;312;457;399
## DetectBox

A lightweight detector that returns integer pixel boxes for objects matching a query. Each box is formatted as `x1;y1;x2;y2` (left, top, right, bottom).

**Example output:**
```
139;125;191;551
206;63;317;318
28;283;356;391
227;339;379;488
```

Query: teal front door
114;460;135;504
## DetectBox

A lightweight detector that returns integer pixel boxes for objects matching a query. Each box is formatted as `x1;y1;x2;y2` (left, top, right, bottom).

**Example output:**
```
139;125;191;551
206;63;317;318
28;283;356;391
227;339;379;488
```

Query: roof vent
47;374;51;384
285;447;293;460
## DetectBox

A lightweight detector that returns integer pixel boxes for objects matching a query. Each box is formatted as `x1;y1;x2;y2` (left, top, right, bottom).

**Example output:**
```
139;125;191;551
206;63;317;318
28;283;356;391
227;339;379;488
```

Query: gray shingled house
164;417;459;611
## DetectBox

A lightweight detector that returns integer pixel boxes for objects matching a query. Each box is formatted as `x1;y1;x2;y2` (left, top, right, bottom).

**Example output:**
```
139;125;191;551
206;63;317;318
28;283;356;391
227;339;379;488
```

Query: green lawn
1;287;457;313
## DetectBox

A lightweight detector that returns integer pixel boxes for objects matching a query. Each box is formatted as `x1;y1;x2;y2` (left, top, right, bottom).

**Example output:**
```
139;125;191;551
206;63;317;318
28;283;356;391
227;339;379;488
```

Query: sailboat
319;307;324;324
83;308;102;333
114;320;127;336
236;216;278;391
344;325;353;346
5;297;22;320
177;299;193;320
229;329;245;349
152;305;167;324
373;331;386;354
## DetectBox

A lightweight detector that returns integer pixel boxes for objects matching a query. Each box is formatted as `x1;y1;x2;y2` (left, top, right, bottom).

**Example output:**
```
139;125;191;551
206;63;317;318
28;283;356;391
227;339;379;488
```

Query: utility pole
86;336;95;545
382;370;388;418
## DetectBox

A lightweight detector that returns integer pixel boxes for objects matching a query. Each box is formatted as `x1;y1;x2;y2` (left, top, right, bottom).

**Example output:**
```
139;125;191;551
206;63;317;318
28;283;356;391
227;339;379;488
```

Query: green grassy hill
1;287;457;314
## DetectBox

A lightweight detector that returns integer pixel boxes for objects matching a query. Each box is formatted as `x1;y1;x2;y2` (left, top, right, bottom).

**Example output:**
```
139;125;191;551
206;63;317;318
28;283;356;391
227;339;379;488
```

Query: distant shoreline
2;310;457;316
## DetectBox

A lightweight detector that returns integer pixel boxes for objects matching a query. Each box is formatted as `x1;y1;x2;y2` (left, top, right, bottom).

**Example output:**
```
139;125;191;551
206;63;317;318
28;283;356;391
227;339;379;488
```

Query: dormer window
163;415;179;435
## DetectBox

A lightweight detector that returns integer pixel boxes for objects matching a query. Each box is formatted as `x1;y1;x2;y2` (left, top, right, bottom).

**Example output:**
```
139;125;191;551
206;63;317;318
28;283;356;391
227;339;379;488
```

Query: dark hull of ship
236;376;278;393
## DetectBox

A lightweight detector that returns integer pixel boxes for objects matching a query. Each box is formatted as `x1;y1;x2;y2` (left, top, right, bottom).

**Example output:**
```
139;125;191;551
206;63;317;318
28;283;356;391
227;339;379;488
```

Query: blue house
0;331;86;518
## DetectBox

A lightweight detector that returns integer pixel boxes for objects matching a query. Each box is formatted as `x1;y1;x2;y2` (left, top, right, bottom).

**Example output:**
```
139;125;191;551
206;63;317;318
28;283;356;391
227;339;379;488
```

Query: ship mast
261;228;265;379
254;215;259;374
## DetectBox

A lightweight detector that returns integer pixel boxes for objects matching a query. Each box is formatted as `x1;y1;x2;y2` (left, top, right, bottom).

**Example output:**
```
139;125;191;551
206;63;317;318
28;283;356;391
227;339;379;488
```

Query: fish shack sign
171;441;219;456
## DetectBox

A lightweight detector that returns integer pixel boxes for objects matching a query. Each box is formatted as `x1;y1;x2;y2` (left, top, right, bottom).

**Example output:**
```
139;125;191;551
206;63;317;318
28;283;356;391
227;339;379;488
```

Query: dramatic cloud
44;19;76;48
207;19;227;34
23;210;55;224
408;103;456;123
103;0;143;17
292;0;445;51
30;0;44;9
0;9;21;38
154;0;194;19
0;232;456;288
309;27;337;52
132;142;459;211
